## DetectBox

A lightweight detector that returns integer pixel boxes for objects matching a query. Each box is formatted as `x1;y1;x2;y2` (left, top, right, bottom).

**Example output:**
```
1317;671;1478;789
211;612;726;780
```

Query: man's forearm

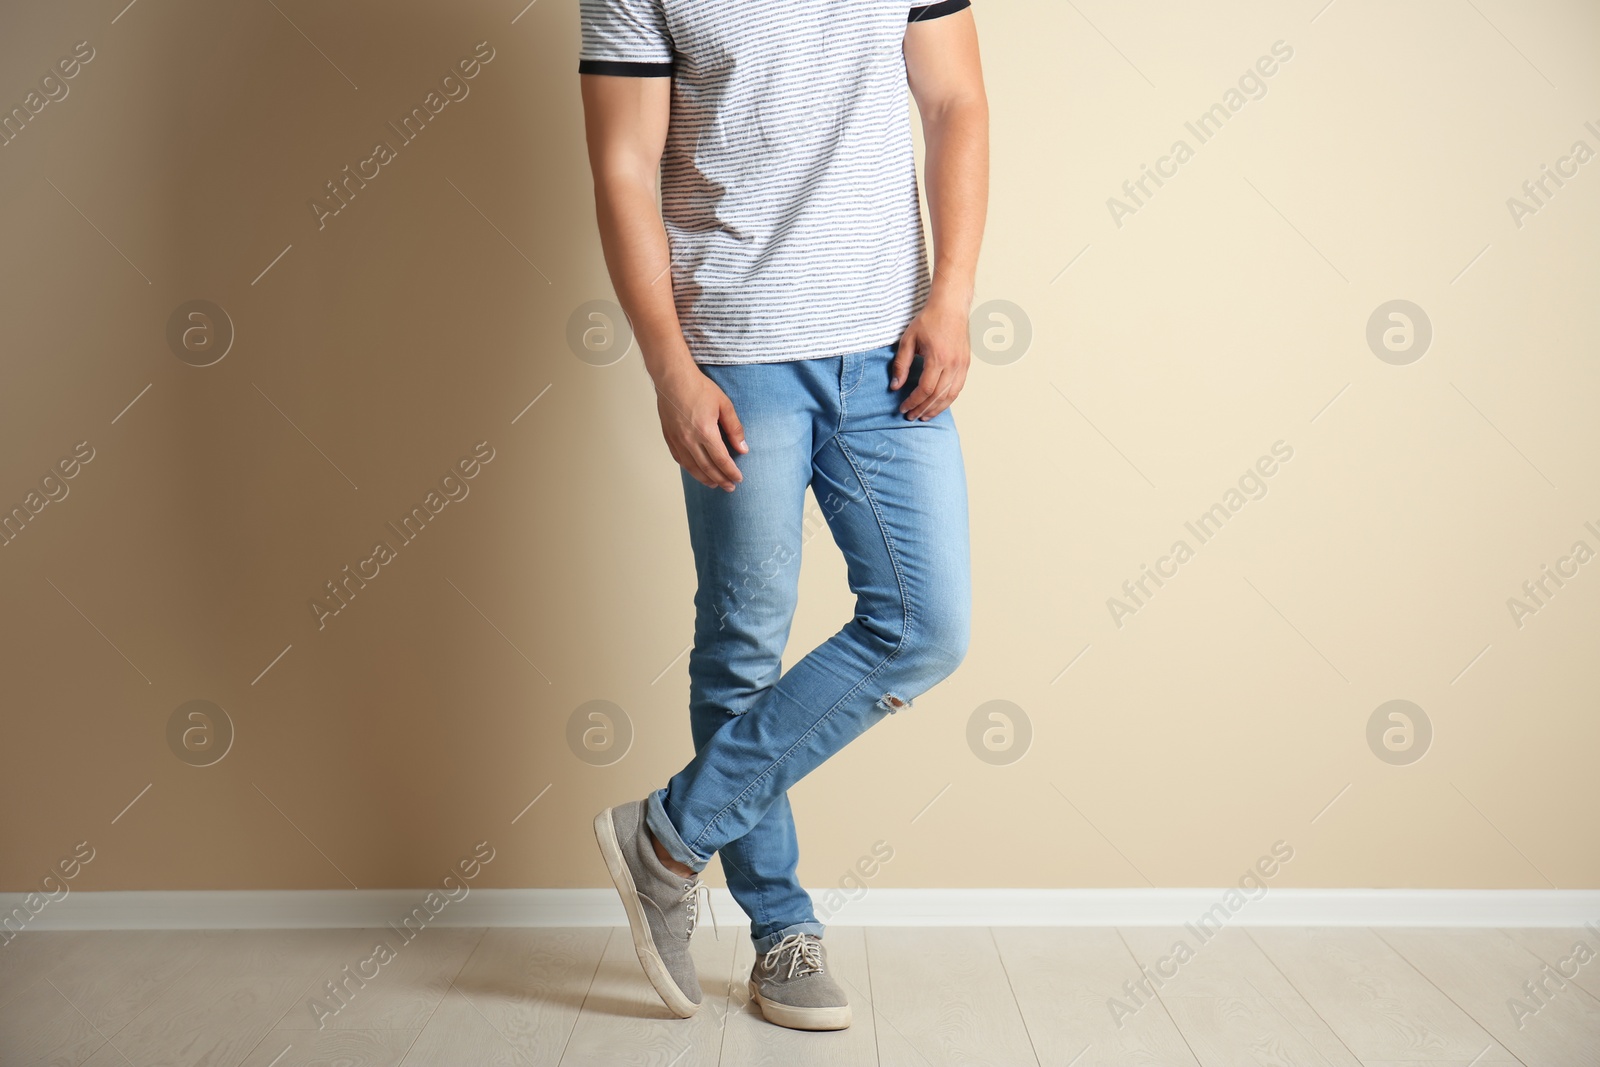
921;99;989;310
592;174;698;384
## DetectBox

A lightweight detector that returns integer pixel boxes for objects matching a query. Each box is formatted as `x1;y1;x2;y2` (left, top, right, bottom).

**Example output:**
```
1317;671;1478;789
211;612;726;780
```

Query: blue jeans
644;343;971;954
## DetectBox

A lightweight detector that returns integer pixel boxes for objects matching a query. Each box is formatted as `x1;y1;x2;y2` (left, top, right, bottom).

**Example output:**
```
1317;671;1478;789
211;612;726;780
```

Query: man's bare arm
580;74;747;490
894;10;989;420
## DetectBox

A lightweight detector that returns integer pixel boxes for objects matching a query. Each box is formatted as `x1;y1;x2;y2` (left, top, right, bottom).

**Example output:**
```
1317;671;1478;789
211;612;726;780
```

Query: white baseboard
3;889;1597;933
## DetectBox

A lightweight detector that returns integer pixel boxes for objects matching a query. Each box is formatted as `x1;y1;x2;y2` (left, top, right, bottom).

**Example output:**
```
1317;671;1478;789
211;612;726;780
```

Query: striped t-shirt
579;0;974;365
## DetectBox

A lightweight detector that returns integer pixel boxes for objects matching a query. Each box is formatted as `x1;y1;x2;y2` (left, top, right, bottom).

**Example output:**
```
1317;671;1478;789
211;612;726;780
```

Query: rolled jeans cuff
645;787;711;872
752;921;827;955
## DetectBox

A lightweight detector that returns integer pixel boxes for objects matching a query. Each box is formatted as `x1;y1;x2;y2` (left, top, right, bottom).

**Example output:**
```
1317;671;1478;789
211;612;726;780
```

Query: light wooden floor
2;926;1596;1065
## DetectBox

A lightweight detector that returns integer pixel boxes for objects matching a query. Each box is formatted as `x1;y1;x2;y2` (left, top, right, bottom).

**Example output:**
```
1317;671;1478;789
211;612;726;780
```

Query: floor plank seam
1241;927;1365;1067
554;925;613;1067
988;926;1044;1067
1500;925;1600;1013
863;927;883;1067
1113;927;1206;1067
397;925;489;1067
1369;927;1529;1067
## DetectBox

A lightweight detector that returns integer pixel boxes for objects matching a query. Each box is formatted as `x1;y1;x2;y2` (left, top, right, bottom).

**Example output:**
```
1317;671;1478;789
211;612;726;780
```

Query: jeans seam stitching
692;665;895;852
839;435;914;690
688;435;912;854
840;350;866;402
837;354;851;427
837;433;914;653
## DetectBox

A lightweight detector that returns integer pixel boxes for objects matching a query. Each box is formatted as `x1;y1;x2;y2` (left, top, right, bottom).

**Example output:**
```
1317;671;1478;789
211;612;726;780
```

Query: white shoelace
680;878;719;939
763;932;824;979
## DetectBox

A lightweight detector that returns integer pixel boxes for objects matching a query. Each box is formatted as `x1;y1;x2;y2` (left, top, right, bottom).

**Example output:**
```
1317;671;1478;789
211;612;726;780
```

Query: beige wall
2;0;1596;900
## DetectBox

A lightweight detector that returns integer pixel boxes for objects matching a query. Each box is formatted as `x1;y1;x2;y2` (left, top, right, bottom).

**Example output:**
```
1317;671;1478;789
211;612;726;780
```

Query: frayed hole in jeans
876;692;910;713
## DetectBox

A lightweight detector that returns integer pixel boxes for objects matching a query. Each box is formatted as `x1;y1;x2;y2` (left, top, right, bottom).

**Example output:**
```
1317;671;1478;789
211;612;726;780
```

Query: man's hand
654;363;749;491
890;292;971;421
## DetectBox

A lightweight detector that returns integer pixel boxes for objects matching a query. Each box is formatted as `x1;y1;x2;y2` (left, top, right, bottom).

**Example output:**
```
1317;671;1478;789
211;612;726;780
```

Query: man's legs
670;354;833;952
646;344;971;922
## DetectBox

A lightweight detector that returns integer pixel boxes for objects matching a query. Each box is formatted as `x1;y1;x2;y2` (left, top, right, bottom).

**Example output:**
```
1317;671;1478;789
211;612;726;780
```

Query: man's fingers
696;429;743;490
670;434;728;490
923;389;956;419
691;448;728;490
908;392;945;421
922;363;968;419
912;363;964;420
899;362;946;419
669;442;715;489
720;396;749;454
693;455;725;490
889;332;917;390
684;422;739;492
918;391;950;420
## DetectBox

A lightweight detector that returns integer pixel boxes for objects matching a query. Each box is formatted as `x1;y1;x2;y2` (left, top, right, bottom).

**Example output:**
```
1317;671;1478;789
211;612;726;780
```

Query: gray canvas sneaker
749;932;852;1030
593;798;707;1017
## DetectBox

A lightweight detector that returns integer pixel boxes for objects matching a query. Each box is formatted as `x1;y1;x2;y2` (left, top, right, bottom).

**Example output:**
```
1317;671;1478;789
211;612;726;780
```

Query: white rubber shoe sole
593;807;700;1019
749;980;853;1031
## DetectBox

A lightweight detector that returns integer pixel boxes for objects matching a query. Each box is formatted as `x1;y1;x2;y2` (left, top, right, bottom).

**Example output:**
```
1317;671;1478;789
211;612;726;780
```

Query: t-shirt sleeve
578;0;674;76
908;0;972;23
